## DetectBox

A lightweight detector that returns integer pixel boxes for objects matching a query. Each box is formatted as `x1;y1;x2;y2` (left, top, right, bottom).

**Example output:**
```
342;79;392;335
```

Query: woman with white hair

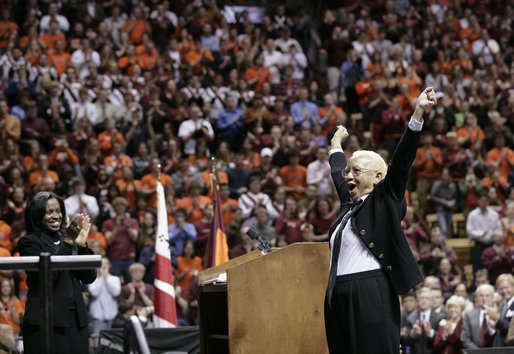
434;295;466;353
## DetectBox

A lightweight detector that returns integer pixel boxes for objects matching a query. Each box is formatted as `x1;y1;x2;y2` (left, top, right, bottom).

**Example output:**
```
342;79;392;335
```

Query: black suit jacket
329;126;423;294
404;309;447;353
494;299;514;346
18;232;96;327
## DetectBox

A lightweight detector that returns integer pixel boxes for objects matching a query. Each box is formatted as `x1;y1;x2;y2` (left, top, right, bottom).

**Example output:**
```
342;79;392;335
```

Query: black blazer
18;232;96;327
329;126;423;295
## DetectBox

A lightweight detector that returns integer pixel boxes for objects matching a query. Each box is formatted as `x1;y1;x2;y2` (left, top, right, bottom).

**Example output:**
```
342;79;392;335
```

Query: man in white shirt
177;106;214;155
40;2;70;34
472;29;500;65
306;147;332;196
70;87;99;129
65;177;100;220
466;191;501;275
71;38;101;79
88;257;122;347
280;44;307;81
238;176;279;222
324;88;436;353
262;38;283;84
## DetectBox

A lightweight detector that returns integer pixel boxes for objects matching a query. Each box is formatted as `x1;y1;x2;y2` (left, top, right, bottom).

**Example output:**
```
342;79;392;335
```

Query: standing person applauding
18;192;96;354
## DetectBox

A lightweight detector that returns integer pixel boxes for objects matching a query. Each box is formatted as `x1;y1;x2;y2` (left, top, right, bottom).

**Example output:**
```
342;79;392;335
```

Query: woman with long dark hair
18;191;96;354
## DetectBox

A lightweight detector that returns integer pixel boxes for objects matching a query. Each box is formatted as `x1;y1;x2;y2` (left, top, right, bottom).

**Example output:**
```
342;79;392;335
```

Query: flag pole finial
211;156;216;174
157;163;162;183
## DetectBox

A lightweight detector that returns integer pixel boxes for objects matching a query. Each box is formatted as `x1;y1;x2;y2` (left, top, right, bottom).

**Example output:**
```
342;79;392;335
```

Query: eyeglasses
343;167;377;178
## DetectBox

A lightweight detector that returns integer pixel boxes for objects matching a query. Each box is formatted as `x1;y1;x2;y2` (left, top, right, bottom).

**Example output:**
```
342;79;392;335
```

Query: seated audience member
404;287;446;353
28;154;59;192
102;197;139;282
401;206;428;252
168;208;196;258
307;197;336;240
492;273;514;347
434;295;466;354
453;283;474;313
419;227;457;275
481;230;514;284
88;257;121;347
486;133;514;184
466;191;502;274
252;207;277;245
460;283;497;348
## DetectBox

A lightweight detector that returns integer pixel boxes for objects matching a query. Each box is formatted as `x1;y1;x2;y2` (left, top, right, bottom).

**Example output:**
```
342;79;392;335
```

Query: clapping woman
18;192;96;354
433;295;465;354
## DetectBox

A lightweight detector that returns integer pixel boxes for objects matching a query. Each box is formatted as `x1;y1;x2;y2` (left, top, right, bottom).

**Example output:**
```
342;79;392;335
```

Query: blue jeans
436;210;453;240
111;259;134;283
92;319;112;347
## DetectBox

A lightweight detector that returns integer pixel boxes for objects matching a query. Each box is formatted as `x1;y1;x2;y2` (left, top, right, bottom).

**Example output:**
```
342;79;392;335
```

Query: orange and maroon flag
204;173;229;268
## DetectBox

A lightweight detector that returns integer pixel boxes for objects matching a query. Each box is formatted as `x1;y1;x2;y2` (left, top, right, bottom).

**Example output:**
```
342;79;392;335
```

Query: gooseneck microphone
246;226;273;255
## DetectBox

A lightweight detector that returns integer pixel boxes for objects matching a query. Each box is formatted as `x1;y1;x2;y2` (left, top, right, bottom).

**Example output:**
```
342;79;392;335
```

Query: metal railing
0;254;101;354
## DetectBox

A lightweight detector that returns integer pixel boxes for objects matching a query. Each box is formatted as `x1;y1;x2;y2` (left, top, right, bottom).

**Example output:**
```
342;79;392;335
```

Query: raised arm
329;126;350;201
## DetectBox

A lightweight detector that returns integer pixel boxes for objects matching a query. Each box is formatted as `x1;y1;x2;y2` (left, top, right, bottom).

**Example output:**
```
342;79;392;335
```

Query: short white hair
349;150;387;179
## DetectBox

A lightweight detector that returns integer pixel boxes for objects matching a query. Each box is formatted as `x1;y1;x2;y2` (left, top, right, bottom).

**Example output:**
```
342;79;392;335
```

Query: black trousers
23;308;89;354
324;269;400;354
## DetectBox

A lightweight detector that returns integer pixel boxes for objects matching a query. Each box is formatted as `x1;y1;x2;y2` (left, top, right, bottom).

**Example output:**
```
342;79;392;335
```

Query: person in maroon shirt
401;206;428;253
367;79;392;148
308;197;336;239
102;197;139;282
275;196;303;244
229;226;257;259
194;203;213;259
21;100;51;152
419;227;458;275
481;229;514;284
442;131;471;182
382;96;407;159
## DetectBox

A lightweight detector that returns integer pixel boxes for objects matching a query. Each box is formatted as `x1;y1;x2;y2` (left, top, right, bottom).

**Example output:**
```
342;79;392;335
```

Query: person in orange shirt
175;180;212;224
116;166;142;212
175;239;202;299
104;140;133;183
0;10;19;50
123;7;151;45
48;39;72;77
28;154;59;191
280;148;308;201
199;159;228;198
48;139;79;169
40;20;67;54
98;118;124;158
137;40;159;71
457;113;485;149
117;45;138;75
141;159;173;209
86;223;107;251
0;278;24;335
486;134;514;183
184;38;214;75
219;183;238;226
245;53;272;93
0;220;13;252
414;132;443;216
319;92;345;136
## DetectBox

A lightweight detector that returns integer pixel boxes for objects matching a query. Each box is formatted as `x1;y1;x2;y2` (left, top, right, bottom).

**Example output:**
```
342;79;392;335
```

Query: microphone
246;226;273;255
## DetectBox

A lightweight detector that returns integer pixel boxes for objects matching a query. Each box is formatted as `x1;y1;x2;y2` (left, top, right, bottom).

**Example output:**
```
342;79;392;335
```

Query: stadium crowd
0;0;513;352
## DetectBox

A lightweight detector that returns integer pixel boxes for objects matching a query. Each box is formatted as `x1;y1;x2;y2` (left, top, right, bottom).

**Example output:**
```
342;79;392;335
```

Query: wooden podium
198;243;330;354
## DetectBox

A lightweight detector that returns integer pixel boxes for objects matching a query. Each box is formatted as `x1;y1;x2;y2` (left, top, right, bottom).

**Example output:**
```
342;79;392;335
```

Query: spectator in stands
430;167;458;240
481;230;514;284
227;152;250;199
306;147;332;197
64;177;99;220
168;207;196;258
175;239;202;299
433;295;465;354
102;197;138;282
460;283;497;348
119;263;154;318
401;206;428;253
419;227;457;275
437;257;462;298
280;148;307;201
0;278;23;336
275;196;303;244
443;131;471;182
217;95;244;152
493;274;514;347
290;87;319;130
229;226;257;259
178;105;214;156
486;134;514;184
88;257;121;347
466;191;502;275
0;98;21;153
404;287;446;353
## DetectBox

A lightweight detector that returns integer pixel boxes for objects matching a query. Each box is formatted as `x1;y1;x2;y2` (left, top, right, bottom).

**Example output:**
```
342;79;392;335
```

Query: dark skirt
23;308;89;354
324;269;400;354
